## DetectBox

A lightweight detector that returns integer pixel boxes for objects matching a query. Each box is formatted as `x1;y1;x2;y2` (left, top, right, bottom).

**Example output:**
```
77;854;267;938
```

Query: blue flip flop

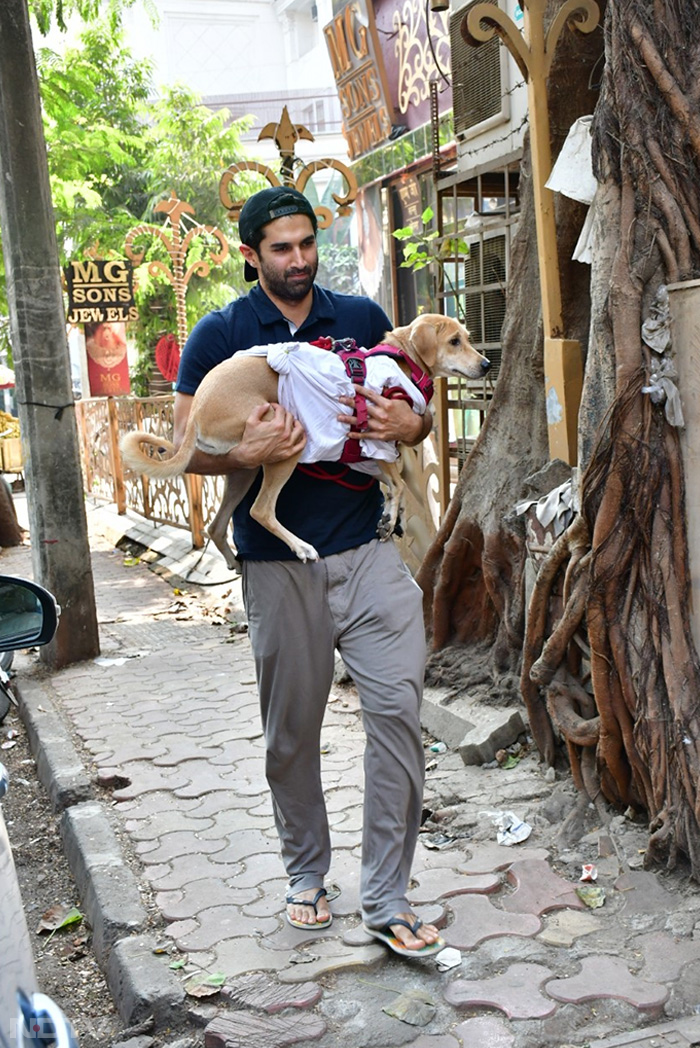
365;916;445;957
285;887;333;930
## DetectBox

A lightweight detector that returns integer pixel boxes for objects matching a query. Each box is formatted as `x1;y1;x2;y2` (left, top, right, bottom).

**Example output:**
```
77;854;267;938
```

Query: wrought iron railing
74;394;440;574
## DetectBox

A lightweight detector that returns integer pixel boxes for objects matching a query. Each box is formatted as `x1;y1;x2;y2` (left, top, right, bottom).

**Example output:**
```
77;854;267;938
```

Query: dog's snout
481;357;491;373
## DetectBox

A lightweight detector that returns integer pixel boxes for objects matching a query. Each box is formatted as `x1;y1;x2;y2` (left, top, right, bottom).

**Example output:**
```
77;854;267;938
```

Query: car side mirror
0;576;60;651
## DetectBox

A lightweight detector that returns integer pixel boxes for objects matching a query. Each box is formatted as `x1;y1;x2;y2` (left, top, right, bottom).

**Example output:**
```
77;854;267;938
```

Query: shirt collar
247;283;337;332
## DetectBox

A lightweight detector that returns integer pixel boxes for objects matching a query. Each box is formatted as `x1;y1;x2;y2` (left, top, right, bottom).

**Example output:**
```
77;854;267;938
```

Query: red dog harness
309;337;434;465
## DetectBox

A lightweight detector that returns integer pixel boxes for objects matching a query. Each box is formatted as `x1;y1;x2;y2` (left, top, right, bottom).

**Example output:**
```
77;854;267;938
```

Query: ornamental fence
74;394;440;575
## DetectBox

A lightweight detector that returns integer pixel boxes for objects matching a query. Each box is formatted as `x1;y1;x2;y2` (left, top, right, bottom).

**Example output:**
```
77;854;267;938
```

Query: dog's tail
120;427;194;479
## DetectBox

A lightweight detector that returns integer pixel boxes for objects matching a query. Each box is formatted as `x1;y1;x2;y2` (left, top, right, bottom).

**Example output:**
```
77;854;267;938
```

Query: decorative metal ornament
219;106;358;230
124;191;229;349
462;0;600;465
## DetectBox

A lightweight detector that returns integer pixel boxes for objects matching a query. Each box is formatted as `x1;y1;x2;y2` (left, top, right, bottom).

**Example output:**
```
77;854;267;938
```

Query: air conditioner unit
450;0;510;141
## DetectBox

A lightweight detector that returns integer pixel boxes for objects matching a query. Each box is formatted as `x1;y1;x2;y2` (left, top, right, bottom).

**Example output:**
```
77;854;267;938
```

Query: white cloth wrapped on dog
239;341;427;468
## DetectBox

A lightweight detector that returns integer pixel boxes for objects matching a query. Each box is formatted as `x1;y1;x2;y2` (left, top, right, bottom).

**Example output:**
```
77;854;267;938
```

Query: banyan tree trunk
521;0;700;875
418;2;602;674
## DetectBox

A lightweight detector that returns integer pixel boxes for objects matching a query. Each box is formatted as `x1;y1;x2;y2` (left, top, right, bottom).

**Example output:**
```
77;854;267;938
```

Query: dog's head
391;314;491;380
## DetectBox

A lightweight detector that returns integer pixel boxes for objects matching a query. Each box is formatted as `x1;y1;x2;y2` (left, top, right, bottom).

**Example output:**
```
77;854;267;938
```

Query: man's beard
259;257;318;302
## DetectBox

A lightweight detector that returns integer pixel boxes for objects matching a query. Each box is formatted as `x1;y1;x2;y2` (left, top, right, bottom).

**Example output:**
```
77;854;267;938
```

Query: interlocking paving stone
226;851;287;889
204;1011;326;1048
324;785;366;813
166;906;280;949
587;1016;700;1047
446;894;541;949
204;829;275;864
327;806;363;833
450;1016;515;1047
174;760;267;799
277;940;386;982
458;843;550;875
537;908;601;946
206;937;291;977
144;856;246;890
208;739;266;767
156;878;263;921
116;791;204;820
443;962;556;1018
197;808;275;839
324;851;362;917
150;739;229;766
111;764;193;800
259;917;345;950
502;858;584;914
124;810;215;841
614;871;678;915
635;930;700;981
544;955;669;1009
408;866;500;903
221;973;322;1013
328;827;363;849
240;878;288;919
135;830;229;863
385;1037;457;1048
413;842;472;871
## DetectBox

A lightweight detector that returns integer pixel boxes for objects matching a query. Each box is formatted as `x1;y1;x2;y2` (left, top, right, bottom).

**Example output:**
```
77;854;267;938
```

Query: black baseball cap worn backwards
239;186;318;282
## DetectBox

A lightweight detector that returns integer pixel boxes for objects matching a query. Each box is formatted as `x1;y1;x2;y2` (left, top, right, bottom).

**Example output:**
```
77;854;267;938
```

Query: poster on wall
85;321;131;397
356;186;384;298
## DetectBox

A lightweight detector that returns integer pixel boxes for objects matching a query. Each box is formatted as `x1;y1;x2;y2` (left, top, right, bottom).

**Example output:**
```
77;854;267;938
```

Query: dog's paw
295;542;320;563
377;514;395;541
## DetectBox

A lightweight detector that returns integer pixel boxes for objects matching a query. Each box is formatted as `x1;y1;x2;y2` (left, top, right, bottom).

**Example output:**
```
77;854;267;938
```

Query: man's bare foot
388;913;440;950
285;887;332;928
365;913;444;956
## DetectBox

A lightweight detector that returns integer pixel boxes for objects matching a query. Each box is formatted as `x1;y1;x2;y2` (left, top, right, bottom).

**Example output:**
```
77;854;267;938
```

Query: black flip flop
285;887;333;929
365;916;445;957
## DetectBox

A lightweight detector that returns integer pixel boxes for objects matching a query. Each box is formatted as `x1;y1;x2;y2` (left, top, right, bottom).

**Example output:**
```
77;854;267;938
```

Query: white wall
122;0;289;96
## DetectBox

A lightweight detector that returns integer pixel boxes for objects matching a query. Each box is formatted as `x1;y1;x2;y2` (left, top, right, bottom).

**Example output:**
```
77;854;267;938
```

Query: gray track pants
241;538;426;927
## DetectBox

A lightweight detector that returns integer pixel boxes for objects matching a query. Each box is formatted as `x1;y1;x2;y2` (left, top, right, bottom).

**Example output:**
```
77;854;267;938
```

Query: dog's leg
207;470;260;571
377;461;405;541
250;457;320;562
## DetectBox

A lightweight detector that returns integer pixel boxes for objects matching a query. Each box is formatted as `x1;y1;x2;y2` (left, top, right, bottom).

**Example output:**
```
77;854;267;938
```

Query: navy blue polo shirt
176;284;393;561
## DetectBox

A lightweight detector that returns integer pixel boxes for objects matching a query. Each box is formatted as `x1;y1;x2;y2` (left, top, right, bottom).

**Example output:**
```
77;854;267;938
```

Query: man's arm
337;387;433;448
173;392;306;475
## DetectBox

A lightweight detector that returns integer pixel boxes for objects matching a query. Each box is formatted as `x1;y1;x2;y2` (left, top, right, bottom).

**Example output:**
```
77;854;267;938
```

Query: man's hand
338;386;431;447
173;392;305;475
236;402;306;468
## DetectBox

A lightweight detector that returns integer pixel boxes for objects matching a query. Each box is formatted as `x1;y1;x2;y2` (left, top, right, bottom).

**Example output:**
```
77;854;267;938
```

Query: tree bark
521;0;700;875
419;1;602;676
0;0;99;666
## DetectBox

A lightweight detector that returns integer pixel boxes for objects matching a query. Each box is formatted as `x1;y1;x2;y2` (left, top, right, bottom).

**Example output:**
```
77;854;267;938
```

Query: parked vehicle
0;575;77;1047
0;575;57;724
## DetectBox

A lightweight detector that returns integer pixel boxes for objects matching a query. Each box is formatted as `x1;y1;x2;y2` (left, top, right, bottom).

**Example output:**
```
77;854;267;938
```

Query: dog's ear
408;317;438;368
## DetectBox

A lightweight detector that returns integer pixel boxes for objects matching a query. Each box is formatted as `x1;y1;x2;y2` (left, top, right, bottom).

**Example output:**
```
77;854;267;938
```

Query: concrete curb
16;678;186;1028
60;802;148;962
107;934;186;1028
18;678;93;812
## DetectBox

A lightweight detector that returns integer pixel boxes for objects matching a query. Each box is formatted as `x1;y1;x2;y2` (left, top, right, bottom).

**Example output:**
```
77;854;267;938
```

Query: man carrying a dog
173;186;441;957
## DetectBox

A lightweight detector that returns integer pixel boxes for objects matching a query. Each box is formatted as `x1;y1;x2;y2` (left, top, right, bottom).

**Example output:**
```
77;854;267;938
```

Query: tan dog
121;314;490;568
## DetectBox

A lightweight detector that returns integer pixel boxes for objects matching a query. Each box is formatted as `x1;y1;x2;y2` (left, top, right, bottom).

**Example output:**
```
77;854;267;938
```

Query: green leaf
392;226;414;241
421;206;435;224
184;972;227;997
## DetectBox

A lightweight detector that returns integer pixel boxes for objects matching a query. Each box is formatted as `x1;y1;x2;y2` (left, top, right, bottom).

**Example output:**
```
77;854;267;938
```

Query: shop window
436;165;519;495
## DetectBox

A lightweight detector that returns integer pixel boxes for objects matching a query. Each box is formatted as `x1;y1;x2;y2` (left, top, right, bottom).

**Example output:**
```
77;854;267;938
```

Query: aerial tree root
522;368;700;876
